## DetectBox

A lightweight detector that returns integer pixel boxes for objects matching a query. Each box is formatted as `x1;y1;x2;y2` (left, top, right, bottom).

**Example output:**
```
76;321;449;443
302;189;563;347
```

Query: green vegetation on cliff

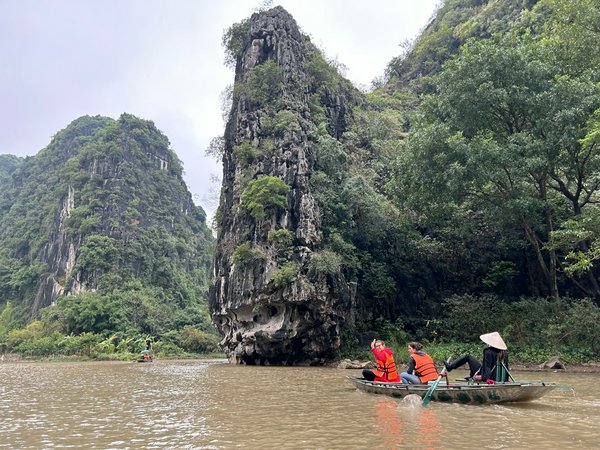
4;0;600;363
308;1;600;359
211;1;600;363
0;114;217;358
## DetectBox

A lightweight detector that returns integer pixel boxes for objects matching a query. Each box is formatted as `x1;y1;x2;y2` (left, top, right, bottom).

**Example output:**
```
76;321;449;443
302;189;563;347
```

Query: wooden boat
347;376;557;404
137;350;153;362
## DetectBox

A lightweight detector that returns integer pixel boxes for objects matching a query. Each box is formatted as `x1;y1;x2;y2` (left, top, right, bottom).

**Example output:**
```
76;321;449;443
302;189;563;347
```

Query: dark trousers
447;354;481;377
363;369;376;381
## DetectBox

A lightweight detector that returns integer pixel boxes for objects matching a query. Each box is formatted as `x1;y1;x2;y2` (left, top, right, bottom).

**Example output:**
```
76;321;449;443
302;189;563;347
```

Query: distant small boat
137;350;153;363
347;376;557;404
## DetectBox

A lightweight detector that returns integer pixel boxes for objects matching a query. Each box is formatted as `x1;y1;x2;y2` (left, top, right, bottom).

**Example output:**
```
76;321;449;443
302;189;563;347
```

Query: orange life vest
373;349;399;382
412;352;438;382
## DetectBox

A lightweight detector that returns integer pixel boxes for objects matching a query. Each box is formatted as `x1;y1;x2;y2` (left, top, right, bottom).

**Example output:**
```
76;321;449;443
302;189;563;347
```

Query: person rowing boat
444;332;511;383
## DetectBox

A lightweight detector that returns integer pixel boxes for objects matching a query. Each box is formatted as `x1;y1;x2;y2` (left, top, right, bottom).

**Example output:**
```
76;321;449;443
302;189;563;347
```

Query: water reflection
414;408;442;448
374;396;442;449
376;398;405;447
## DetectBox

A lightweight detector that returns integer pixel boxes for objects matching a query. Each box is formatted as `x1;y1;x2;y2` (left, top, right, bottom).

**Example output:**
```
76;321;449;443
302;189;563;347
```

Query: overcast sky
0;0;440;221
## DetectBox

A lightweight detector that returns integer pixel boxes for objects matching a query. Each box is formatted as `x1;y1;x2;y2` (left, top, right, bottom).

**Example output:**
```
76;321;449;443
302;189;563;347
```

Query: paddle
421;366;446;406
501;361;515;382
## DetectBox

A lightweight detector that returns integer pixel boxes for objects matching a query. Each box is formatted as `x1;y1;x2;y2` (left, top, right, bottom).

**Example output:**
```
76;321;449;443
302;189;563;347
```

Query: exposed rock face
0;114;213;319
337;359;375;370
539;358;565;370
210;7;360;365
35;116;193;311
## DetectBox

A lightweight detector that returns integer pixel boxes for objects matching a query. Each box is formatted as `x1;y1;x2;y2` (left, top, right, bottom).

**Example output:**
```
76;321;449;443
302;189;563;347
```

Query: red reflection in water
376;398;405;447
374;397;443;449
415;408;442;449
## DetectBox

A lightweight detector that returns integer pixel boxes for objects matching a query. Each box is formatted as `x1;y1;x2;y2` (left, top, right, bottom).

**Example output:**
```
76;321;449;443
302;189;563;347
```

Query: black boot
362;369;376;381
444;357;453;371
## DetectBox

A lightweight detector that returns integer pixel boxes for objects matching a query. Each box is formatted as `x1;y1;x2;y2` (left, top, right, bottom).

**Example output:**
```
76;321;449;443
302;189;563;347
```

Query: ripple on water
1;363;599;448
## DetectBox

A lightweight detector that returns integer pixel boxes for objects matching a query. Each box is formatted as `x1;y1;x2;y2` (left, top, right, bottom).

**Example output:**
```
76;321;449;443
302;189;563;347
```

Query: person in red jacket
400;342;439;384
362;339;400;382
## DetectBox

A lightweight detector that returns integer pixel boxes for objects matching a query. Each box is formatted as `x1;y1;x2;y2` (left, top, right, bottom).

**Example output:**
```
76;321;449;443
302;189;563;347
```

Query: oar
501;361;515;382
422;366;446;406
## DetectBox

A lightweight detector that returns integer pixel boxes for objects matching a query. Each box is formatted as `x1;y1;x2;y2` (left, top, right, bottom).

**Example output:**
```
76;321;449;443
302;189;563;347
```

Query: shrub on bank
177;326;220;353
0;326;224;360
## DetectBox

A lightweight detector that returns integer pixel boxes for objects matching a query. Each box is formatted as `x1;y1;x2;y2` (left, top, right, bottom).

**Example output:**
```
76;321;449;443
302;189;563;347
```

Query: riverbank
0;352;227;363
511;362;600;373
4;352;600;373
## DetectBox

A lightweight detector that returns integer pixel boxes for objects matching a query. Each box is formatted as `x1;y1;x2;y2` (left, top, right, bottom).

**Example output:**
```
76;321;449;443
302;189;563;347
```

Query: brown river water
0;359;598;449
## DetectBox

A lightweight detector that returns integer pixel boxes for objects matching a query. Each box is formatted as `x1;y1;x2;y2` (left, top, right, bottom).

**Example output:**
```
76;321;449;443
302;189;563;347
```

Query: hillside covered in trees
1;0;599;364
0;114;216;357
209;0;600;364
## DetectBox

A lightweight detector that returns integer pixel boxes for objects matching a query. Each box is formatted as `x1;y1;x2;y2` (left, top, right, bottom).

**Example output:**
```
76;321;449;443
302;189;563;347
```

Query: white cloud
0;0;439;220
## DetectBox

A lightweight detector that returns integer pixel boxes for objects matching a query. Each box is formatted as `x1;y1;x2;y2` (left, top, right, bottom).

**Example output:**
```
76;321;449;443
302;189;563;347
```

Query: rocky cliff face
33;115;197;311
0;114;213;320
210;7;361;365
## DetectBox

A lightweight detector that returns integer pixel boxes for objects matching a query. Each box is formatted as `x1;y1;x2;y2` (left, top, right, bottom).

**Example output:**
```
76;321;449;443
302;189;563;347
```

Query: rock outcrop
210;7;361;365
0;114;213;319
539;358;565;370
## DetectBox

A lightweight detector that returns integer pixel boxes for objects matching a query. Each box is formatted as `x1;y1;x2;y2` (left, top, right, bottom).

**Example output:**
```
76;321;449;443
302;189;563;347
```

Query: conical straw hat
479;332;507;350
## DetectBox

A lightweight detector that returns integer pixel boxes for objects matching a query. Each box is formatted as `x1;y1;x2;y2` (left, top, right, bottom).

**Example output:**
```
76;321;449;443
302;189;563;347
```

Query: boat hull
348;376;557;404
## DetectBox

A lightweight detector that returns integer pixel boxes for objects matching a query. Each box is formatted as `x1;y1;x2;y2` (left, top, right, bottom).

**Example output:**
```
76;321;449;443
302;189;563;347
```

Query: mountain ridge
0;113;214;337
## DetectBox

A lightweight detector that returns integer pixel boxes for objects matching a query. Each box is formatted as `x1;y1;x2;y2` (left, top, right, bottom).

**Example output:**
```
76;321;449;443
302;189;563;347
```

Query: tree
0;301;15;339
399;35;600;298
241;176;290;221
56;293;123;335
235;59;283;108
222;18;250;69
531;0;600;77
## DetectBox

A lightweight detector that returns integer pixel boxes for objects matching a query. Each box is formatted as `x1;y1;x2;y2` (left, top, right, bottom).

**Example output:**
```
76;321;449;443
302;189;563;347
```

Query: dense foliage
4;0;600;362
211;0;600;362
0;114;217;358
0;154;22;186
310;0;600;358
